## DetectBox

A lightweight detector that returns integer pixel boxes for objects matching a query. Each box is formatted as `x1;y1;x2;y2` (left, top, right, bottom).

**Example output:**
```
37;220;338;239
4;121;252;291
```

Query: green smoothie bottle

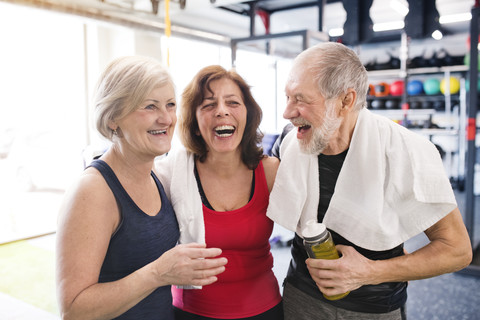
302;220;350;301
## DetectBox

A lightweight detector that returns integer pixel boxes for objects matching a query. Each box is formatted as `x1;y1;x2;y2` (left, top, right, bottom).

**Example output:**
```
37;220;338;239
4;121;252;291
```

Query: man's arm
305;208;472;297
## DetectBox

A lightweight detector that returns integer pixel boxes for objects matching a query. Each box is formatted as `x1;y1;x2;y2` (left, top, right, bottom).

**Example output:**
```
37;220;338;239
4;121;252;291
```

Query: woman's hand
154;243;228;287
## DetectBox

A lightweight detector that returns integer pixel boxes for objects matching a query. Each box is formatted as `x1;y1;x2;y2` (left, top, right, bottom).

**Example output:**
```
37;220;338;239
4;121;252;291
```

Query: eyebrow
206;93;239;98
144;97;175;104
223;94;239;99
292;93;307;101
203;94;239;102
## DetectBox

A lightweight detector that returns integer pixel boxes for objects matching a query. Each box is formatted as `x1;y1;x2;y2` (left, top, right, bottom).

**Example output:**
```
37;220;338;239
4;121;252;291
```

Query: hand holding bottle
302;220;349;300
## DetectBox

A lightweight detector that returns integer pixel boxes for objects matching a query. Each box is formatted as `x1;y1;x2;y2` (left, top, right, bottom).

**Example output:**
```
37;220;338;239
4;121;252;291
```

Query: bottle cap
302;220;328;241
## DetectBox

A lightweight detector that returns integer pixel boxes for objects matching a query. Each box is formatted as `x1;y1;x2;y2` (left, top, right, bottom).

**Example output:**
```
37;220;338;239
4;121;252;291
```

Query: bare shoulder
261;156;280;172
56;167;121;311
57;167;119;234
261;156;280;192
62;167;114;210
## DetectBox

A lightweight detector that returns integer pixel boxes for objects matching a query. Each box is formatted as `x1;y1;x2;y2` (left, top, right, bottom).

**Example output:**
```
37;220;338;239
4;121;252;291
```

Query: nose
215;102;229;117
157;107;174;126
283;98;298;120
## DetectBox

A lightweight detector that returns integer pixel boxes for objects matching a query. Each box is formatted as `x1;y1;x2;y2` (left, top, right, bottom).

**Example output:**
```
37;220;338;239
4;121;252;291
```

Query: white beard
299;102;342;155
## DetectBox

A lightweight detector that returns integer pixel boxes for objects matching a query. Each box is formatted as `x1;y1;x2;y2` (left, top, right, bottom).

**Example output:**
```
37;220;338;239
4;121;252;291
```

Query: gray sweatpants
283;282;405;320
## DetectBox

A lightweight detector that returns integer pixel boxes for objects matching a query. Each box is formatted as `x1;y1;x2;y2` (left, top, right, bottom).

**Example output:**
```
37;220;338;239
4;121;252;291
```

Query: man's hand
305;245;374;297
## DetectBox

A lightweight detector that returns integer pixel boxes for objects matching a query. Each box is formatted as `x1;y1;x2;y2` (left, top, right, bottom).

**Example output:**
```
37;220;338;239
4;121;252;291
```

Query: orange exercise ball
374;82;390;97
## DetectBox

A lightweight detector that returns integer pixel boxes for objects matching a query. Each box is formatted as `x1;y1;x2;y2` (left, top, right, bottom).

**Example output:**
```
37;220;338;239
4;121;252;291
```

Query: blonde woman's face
115;83;177;159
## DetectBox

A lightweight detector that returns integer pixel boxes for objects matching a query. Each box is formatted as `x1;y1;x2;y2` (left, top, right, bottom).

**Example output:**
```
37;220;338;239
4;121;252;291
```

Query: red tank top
172;161;281;318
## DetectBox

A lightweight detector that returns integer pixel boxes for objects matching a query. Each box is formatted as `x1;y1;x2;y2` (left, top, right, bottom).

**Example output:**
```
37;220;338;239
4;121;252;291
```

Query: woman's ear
108;120;117;131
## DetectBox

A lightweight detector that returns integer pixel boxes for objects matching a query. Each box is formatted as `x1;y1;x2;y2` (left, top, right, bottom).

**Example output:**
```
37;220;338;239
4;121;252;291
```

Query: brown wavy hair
179;65;264;169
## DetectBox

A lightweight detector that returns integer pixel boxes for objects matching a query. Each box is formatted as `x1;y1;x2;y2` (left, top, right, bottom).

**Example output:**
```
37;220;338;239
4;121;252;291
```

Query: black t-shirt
272;128;407;314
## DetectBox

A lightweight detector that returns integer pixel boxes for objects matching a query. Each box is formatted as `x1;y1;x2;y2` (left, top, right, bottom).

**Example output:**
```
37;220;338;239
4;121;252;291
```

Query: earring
112;128;118;136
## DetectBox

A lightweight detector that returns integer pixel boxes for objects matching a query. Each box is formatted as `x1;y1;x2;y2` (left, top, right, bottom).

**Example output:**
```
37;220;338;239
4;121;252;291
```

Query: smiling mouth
291;117;312;133
214;125;235;137
148;129;167;135
297;125;311;133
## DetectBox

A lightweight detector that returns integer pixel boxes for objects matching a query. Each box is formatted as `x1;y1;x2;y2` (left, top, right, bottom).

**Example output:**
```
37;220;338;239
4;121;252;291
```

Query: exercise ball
423;78;441;95
370;99;385;109
440;77;460;94
374;82;390;97
390;80;404;96
433;100;445;111
422;100;434;109
410;100;422;109
407;80;424;95
385;100;399;109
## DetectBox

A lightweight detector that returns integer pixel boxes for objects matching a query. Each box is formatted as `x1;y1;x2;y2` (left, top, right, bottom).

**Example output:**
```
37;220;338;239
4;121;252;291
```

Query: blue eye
144;104;157;110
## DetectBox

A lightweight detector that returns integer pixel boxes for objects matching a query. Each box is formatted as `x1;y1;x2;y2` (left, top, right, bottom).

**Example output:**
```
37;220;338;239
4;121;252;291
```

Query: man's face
283;62;342;154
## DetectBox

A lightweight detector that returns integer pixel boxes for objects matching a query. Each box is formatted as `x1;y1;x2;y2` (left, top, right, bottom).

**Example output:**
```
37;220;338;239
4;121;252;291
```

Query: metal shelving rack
367;53;468;186
459;4;480;277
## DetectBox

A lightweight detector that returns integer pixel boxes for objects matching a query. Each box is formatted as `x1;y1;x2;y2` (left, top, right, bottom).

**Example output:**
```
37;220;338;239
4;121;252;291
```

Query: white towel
155;148;206;290
267;108;457;251
155;147;205;245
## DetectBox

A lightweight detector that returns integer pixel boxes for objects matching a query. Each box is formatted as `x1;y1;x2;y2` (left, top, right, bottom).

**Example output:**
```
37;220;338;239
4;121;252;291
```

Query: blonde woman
56;56;227;320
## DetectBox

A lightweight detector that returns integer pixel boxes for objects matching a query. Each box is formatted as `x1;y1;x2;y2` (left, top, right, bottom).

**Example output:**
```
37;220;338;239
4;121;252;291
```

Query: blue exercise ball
407;80;424;95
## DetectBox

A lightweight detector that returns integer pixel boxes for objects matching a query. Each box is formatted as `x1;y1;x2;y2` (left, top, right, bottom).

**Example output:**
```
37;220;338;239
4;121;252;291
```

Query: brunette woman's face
195;78;247;156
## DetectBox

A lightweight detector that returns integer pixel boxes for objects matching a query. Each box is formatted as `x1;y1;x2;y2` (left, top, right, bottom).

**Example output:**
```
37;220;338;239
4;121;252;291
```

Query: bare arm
56;170;227;320
306;208;472;297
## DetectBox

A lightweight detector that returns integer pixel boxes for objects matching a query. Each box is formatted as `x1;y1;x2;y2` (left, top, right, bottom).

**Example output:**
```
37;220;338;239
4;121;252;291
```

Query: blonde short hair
93;56;174;140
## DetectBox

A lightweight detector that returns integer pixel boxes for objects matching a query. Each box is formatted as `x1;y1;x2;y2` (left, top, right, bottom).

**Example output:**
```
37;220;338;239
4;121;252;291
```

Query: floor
0;191;479;320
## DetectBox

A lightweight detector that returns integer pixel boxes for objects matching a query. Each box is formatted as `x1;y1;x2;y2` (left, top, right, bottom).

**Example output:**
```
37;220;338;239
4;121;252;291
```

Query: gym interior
0;0;479;319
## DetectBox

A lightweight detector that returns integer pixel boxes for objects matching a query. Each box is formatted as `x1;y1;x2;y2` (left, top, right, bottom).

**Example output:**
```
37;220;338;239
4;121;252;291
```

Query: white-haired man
268;42;472;320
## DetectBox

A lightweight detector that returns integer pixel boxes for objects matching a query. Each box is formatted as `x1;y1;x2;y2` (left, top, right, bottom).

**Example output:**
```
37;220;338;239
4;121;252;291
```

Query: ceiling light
432;30;443;40
373;21;405;32
389;0;409;17
328;28;344;37
439;12;472;24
